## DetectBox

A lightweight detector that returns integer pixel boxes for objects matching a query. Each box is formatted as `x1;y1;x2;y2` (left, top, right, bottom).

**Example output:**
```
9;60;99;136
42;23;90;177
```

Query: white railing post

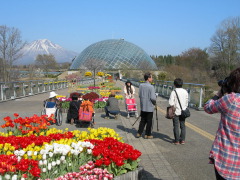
199;87;203;109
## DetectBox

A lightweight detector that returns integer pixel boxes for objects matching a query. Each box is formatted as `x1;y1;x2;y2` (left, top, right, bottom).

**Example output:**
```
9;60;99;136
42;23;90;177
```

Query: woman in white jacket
124;80;135;99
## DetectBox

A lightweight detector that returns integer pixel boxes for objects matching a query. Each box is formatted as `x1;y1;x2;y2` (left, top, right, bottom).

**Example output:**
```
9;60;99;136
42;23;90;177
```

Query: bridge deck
0;80;218;180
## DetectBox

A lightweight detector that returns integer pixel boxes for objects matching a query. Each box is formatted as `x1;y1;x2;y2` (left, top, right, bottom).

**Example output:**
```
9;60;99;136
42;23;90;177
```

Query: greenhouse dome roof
69;39;157;70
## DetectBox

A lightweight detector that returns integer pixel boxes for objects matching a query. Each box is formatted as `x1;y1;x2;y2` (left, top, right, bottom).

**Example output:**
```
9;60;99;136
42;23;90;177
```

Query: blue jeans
105;106;119;117
173;115;185;142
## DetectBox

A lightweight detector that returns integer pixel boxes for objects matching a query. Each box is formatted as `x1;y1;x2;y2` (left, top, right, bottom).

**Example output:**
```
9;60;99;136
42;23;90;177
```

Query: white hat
49;91;58;98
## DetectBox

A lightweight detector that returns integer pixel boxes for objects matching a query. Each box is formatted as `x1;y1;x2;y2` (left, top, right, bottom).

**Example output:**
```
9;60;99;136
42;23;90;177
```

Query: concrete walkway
0;80;179;180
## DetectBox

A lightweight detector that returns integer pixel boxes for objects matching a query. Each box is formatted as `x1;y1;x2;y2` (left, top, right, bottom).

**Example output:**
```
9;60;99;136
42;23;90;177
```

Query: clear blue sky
1;0;239;56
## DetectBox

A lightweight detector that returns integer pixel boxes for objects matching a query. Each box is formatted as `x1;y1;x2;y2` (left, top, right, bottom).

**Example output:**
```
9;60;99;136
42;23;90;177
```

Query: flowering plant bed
0;114;142;179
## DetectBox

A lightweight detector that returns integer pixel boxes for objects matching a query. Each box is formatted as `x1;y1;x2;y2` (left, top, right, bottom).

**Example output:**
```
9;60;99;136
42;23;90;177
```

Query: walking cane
132;114;141;126
155;93;159;131
155;105;159;131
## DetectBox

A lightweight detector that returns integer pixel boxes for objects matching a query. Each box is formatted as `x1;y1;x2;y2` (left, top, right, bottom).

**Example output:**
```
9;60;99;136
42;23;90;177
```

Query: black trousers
138;111;153;136
215;167;226;180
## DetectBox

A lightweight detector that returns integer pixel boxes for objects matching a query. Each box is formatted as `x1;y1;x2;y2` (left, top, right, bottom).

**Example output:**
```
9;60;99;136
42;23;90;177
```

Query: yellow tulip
38;154;42;160
6;151;12;155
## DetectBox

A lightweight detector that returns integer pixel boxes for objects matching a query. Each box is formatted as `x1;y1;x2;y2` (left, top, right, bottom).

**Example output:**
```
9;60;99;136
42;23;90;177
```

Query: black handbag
175;90;190;118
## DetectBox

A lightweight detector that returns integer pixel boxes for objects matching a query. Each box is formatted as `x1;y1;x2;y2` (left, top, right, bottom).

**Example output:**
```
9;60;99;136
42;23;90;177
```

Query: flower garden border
114;166;143;180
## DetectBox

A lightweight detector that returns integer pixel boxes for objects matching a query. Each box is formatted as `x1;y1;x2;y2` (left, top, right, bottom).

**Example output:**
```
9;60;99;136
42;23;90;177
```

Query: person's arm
106;99;110;106
185;91;189;107
204;94;229;114
123;86;127;94
169;91;175;106
132;86;135;95
150;86;156;105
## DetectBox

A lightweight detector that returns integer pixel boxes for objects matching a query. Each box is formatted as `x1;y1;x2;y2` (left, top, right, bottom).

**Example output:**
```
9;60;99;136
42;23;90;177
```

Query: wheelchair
41;105;63;126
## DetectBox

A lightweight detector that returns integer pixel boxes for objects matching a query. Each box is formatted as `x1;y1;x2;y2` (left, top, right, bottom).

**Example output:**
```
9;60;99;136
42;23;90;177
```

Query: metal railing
0;78;98;102
122;79;205;110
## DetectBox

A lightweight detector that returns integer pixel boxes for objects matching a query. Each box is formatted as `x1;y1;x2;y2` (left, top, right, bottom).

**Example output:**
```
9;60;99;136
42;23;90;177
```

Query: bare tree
83;59;105;87
0;25;26;82
209;16;240;78
35;54;57;77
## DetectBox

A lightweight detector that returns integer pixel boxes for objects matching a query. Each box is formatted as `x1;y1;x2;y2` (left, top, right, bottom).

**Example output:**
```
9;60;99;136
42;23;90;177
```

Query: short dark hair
227;67;240;93
144;72;152;81
109;91;116;97
174;78;183;88
72;94;78;100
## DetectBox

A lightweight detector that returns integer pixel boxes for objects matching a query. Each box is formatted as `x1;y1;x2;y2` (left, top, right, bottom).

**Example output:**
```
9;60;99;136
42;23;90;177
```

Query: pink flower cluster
95;97;108;102
54;161;113;180
88;86;100;90
57;97;72;102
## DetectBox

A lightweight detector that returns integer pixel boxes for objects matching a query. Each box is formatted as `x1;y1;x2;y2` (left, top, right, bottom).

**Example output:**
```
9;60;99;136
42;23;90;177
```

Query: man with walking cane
136;72;157;139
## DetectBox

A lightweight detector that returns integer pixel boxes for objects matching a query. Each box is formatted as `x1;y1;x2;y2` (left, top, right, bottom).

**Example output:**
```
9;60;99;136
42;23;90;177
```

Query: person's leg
138;111;147;135
214;167;226;180
105;106;110;117
179;116;186;143
145;112;153;136
173;116;180;143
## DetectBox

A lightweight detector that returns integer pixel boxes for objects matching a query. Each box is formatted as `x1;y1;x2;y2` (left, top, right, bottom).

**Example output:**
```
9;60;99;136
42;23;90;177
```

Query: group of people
135;72;188;142
44;68;240;179
134;69;240;180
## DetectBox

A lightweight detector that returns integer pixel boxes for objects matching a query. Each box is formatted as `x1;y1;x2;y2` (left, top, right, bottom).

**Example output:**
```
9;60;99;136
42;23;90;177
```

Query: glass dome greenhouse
69;39;157;70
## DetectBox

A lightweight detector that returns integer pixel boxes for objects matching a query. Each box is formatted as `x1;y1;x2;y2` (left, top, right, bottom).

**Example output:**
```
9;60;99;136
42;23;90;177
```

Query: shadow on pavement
117;125;173;143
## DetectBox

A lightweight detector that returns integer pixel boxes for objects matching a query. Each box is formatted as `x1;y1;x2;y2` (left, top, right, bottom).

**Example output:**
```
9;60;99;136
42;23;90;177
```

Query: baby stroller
78;100;94;128
41;101;63;126
125;98;138;119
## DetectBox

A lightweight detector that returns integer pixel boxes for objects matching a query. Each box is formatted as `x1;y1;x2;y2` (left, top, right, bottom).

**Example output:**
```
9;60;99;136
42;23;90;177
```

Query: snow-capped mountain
18;39;78;64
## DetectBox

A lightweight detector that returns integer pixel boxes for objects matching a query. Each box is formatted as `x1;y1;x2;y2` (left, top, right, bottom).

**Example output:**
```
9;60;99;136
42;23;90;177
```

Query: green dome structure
69;39;157;70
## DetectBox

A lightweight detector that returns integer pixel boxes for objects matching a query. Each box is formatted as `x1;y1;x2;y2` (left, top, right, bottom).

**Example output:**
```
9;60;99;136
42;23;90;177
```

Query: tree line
150;17;240;84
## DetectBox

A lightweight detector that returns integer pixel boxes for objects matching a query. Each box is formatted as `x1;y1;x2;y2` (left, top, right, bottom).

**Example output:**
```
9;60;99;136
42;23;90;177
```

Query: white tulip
49;152;53;157
79;147;83;152
48;164;52;170
11;175;18;180
60;155;65;161
42;154;47;160
27;151;32;156
19;150;25;156
42;168;47;172
4;174;10;180
87;149;92;154
56;160;61;165
14;150;19;156
69;163;72;167
17;156;21;162
52;161;56;167
43;160;47;165
33;151;38;156
39;160;43;166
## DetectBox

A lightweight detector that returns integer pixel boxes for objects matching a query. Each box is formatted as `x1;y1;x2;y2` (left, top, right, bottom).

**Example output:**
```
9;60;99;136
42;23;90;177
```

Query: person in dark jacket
104;92;120;119
67;94;82;124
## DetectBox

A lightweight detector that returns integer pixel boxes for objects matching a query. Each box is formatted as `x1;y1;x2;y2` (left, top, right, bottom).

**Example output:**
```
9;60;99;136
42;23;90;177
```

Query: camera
218;77;230;95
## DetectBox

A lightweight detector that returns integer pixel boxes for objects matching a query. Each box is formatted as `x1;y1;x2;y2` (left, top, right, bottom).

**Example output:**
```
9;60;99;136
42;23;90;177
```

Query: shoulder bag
175;90;190;119
165;105;176;119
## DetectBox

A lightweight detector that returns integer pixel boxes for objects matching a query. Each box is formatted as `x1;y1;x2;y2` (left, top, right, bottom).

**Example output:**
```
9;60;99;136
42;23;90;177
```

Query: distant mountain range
18;39;78;65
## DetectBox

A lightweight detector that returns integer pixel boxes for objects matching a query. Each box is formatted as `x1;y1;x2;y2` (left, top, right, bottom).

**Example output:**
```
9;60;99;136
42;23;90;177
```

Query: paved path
0;80;218;180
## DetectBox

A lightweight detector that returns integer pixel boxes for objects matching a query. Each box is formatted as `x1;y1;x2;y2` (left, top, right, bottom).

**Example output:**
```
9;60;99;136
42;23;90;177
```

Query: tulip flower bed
0;114;142;180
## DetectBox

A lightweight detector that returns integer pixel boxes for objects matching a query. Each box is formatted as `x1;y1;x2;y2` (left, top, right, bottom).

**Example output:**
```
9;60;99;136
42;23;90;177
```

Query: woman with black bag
168;78;189;145
67;94;82;125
